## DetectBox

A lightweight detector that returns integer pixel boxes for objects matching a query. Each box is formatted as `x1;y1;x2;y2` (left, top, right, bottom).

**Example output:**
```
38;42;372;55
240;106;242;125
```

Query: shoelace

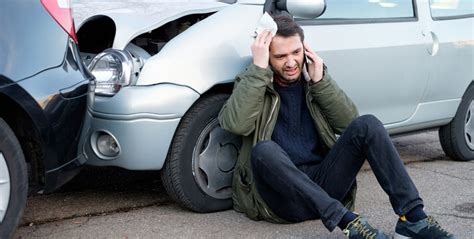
343;218;377;239
426;216;450;235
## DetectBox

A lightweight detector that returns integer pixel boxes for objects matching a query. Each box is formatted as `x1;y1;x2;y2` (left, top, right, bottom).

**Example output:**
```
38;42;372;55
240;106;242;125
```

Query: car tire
439;83;474;161
0;118;28;238
161;93;241;212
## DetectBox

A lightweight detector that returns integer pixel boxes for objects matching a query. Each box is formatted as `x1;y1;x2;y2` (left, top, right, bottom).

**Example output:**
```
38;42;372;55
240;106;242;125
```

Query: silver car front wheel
162;94;240;212
192;118;240;200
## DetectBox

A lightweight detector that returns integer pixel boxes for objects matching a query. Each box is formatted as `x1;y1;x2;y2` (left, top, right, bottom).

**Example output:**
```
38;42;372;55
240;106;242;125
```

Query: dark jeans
251;115;423;231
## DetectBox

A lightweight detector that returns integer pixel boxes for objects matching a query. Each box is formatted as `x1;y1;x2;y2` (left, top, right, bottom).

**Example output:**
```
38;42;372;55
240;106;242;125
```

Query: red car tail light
40;0;78;43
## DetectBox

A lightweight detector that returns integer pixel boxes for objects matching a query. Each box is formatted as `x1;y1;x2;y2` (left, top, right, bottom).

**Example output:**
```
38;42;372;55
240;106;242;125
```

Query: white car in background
73;0;473;212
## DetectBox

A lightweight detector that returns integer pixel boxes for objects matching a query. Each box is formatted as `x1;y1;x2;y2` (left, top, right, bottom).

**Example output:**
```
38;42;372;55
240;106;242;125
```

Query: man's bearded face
269;34;305;84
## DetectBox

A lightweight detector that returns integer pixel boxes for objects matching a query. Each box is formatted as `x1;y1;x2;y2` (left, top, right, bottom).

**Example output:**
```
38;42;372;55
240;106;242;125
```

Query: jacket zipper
261;89;279;141
305;84;332;150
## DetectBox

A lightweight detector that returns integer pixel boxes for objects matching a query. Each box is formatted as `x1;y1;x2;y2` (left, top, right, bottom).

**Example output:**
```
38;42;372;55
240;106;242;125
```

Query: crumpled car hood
72;0;228;49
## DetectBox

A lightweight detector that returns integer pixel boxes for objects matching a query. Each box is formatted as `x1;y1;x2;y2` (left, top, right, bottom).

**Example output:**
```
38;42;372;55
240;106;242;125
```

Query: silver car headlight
88;49;140;96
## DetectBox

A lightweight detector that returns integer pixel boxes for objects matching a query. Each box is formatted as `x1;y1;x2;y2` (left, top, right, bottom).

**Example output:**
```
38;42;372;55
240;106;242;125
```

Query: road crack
406;166;473;181
360;157;449;172
19;200;172;227
430;212;474;220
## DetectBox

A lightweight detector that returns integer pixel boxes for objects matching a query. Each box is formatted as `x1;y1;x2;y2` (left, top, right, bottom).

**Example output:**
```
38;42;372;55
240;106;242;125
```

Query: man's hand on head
303;41;324;83
251;30;273;69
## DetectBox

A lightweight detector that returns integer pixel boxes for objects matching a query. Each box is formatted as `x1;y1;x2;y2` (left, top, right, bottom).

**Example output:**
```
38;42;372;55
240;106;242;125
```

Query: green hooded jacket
218;63;359;223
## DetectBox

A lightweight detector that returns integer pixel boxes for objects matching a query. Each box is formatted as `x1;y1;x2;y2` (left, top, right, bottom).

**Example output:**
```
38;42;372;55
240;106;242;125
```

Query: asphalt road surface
13;130;474;238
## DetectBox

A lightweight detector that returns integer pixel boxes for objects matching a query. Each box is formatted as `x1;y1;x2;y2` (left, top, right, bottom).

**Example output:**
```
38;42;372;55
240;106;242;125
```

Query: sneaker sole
393;232;412;239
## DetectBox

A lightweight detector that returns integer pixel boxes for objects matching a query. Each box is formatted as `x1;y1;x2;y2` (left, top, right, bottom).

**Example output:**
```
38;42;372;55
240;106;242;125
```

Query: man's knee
345;115;387;142
252;140;279;160
351;114;384;133
251;140;283;168
355;114;382;126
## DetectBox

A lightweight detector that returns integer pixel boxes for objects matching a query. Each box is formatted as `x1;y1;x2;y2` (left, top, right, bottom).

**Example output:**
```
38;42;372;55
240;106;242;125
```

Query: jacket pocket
236;170;251;192
232;168;261;220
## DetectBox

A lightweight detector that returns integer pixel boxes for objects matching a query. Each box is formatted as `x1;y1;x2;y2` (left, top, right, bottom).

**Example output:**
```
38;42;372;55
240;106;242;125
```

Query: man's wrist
247;63;273;83
250;63;272;72
253;63;268;70
253;59;269;69
310;71;325;85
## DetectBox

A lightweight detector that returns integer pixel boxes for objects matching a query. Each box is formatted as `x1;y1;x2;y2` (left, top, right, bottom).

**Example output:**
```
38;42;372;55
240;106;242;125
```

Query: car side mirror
275;0;326;19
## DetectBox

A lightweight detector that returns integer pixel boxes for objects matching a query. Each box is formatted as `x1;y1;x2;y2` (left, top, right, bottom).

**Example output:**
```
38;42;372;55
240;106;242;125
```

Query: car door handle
422;30;439;56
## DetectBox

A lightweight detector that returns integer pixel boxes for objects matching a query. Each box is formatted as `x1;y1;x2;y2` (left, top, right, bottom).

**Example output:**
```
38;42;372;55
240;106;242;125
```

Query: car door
298;0;431;125
422;0;473;103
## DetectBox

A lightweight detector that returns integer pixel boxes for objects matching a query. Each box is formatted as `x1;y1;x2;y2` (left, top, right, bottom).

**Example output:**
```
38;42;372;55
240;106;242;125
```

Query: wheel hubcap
464;100;474;150
0;153;11;223
192;119;242;199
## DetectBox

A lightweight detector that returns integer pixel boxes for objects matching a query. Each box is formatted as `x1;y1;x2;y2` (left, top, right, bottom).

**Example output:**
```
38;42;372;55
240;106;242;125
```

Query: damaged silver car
74;0;473;212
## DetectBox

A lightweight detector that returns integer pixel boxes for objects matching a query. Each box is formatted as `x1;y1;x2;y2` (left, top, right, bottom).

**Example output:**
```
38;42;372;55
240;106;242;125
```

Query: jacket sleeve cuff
309;65;331;91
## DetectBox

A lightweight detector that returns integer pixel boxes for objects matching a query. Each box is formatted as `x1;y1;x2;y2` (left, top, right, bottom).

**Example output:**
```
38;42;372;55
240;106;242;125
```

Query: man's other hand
303;41;324;83
252;30;273;69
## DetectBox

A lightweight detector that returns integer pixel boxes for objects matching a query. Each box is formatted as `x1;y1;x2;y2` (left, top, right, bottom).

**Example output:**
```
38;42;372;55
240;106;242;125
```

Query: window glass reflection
429;0;474;18
317;0;415;19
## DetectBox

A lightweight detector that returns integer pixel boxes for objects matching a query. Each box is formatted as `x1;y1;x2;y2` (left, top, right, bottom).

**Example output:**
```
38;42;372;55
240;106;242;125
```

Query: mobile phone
304;48;312;67
303;52;312;81
304;54;309;70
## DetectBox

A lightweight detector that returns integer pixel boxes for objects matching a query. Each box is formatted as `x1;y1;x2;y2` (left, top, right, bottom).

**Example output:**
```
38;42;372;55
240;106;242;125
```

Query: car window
429;0;474;19
317;0;415;19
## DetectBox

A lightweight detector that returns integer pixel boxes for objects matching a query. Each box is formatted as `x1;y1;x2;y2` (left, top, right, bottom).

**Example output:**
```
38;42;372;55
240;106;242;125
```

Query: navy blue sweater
272;79;323;165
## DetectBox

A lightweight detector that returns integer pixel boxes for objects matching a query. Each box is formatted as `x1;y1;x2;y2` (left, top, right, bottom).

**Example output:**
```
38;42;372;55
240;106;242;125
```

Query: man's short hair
272;13;305;42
